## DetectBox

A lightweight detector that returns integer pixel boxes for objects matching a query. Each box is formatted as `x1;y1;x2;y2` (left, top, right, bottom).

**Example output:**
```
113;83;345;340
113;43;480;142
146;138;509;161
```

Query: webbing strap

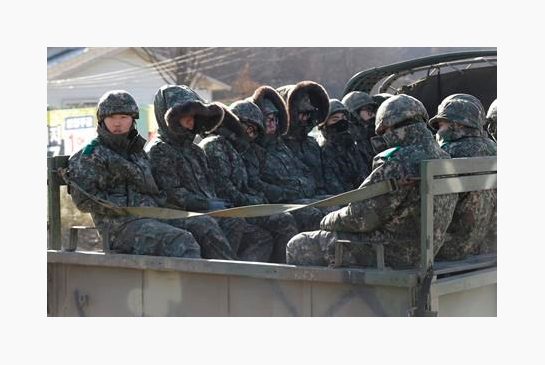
60;168;399;220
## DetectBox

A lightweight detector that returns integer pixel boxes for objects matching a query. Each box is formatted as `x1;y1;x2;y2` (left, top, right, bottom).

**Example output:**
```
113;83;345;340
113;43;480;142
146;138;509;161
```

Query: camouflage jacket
348;122;375;170
318;129;369;194
198;127;266;206
68;126;164;240
436;127;497;260
259;137;317;201
320;122;458;268
148;134;220;212
283;135;328;195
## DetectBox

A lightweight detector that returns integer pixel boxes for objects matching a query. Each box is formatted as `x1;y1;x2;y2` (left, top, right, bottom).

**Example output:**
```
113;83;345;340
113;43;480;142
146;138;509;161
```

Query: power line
48;48;254;88
48;47;217;84
48;49;260;90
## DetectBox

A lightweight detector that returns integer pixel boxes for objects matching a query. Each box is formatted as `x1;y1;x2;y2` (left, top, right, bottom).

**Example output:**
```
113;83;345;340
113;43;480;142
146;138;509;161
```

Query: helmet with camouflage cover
229;100;265;133
320;99;348;129
440;93;486;128
375;94;429;135
429;95;483;130
341;91;377;117
487;99;497;124
97;90;139;122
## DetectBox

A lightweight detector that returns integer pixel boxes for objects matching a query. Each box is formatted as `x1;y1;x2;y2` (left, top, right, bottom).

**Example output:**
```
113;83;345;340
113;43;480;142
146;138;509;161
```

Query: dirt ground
59;186;102;252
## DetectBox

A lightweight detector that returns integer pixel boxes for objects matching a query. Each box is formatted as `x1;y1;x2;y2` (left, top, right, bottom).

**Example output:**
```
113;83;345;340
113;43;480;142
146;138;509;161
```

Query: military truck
47;49;497;317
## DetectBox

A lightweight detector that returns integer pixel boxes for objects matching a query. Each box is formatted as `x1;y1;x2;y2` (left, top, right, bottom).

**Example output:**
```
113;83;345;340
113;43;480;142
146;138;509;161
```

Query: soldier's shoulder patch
82;138;100;156
376;146;401;160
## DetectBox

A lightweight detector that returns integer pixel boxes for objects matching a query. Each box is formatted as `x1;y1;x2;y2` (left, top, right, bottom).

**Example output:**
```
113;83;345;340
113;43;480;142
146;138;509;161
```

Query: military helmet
327;99;348;118
487;99;497;123
261;98;279;115
440;93;486;128
429;96;483;130
342;91;377;115
97;90;139;121
375;94;429;135
230;100;265;132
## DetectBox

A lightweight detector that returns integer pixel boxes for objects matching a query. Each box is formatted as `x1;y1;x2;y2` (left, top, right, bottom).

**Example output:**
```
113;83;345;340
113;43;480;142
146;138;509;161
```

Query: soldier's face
104;114;133;134
437;120;450;132
326;112;345;126
179;115;195;130
243;122;258;140
359;106;376;123
265;113;278;135
298;111;312;125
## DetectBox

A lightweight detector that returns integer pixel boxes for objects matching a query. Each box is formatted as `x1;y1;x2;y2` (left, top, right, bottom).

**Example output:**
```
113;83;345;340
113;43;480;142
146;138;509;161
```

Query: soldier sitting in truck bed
429;94;497;260
147;85;275;262
286;94;458;269
67;90;201;258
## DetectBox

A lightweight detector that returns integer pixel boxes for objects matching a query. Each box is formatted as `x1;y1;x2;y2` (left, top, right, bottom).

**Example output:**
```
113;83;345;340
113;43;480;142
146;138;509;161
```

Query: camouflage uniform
277;82;330;196
147;85;272;261
200;99;299;263
286;95;458;269
429;95;497;260
486;99;497;142
68;90;201;258
250;86;328;233
342;91;378;170
317;99;369;194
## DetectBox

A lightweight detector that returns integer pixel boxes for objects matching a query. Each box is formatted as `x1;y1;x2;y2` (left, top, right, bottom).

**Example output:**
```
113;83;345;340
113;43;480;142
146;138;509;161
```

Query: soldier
486;99;497;142
199;99;299;263
67;90;201;258
317;99;369;194
277;81;330;196
286;95;458;269
250;85;326;232
429;94;497;260
342;91;378;170
148;84;273;262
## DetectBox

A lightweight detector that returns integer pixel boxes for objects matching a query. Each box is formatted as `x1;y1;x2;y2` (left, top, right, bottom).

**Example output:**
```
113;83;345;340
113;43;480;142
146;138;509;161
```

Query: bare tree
139;47;206;85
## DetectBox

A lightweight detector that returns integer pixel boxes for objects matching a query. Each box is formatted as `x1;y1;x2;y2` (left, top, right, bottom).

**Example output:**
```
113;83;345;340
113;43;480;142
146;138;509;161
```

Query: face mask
370;135;388;154
365;117;376;136
435;125;456;143
327;119;349;133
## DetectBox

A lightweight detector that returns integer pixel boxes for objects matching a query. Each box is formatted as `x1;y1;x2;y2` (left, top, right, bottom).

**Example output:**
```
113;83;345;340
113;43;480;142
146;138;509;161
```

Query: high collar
96;122;145;157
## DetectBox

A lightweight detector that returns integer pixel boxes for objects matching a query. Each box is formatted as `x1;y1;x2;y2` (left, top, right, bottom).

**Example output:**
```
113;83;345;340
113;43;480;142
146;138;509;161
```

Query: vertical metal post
47;157;62;250
420;161;434;276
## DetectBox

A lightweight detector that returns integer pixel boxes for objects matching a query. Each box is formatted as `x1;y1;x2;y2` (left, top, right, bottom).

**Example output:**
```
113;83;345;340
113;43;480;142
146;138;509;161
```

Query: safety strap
59;168;402;220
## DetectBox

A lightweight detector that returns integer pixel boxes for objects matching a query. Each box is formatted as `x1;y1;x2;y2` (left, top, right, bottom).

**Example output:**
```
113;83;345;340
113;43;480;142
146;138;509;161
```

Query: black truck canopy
343;50;497;117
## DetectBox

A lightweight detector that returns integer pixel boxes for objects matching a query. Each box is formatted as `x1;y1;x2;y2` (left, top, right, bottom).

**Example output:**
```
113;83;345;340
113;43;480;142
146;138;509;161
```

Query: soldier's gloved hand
185;195;211;212
245;195;266;206
265;185;284;203
207;199;232;211
320;211;341;231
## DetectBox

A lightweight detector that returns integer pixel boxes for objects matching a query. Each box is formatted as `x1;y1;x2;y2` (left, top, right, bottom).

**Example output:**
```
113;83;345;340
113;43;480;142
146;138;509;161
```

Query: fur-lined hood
276;81;330;133
153;84;224;137
249;85;289;137
215;102;247;138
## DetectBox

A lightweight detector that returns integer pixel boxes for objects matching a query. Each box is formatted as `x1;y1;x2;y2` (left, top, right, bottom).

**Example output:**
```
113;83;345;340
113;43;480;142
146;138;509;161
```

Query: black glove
207;199;233;211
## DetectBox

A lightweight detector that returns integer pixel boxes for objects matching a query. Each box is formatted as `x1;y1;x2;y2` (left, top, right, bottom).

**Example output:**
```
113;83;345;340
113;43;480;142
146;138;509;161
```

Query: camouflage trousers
110;218;201;258
286;229;426;269
289;198;340;233
168;216;236;260
436;190;496;261
248;212;299;263
217;217;274;262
